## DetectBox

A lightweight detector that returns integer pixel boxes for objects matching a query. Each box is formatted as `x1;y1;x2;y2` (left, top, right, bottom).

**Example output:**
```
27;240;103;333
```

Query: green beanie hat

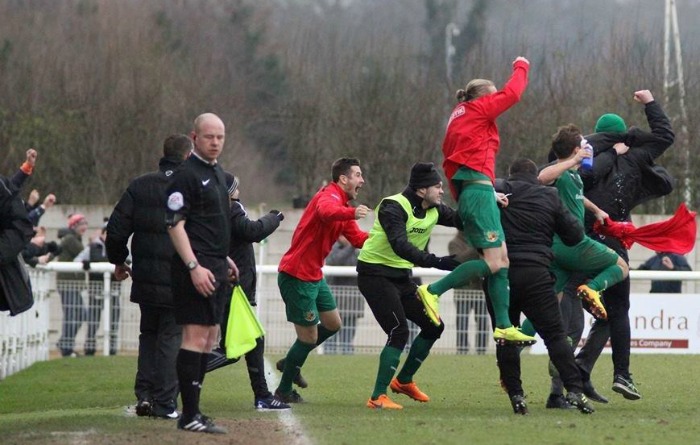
595;113;627;133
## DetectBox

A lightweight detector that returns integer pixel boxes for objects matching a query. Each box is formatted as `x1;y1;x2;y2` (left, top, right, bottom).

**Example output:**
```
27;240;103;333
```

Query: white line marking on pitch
264;357;312;445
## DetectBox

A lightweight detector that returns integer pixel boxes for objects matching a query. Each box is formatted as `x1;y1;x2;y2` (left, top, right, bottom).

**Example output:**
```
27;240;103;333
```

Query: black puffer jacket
0;175;35;315
105;156;183;307
229;200;281;302
582;101;675;230
496;172;583;268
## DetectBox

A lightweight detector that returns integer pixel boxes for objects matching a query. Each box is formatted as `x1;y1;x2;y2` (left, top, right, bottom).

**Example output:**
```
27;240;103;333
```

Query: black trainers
135;400;152;417
612;374;642;400
274;388;304;404
582;380;609;403
565;392;595;414
510;394;528;415
545;393;576;409
177;413;227;434
255;395;291;411
276;358;308;388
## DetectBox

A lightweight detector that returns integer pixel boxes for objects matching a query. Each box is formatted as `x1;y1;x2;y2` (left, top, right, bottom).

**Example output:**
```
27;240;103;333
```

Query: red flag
593;204;697;254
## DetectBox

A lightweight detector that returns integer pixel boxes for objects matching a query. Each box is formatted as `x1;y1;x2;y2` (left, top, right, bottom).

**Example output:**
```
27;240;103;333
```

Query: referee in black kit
166;113;239;434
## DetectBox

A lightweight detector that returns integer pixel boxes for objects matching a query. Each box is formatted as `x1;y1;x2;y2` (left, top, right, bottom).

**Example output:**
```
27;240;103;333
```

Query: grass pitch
1;353;698;444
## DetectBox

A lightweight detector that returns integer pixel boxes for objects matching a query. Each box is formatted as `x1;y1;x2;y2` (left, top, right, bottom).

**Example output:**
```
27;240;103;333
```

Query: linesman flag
225;285;266;359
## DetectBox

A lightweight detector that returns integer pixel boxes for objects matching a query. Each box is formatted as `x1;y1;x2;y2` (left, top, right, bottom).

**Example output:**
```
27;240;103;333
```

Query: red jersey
442;60;529;199
278;182;368;281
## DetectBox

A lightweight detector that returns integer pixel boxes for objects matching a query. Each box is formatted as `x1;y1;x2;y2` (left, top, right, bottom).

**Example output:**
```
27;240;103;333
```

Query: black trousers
486;265;583;397
550;277;585;394
576;235;632;379
358;274;443;350
135;303;182;412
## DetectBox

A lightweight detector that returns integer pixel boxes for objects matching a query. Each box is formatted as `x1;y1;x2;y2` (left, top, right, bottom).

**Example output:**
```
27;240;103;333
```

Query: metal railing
2;263;699;379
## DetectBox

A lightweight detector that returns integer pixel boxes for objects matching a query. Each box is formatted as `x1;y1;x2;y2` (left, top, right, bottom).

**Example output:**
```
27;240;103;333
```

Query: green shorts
458;183;504;249
551;235;619;293
278;272;337;326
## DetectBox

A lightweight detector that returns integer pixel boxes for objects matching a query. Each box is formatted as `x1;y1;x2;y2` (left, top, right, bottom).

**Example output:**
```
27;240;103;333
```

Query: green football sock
396;335;436;383
316;325;338;346
428;259;490;296
587;265;625;292
520;318;536;337
488;268;512;329
371;346;402;399
277;340;315;394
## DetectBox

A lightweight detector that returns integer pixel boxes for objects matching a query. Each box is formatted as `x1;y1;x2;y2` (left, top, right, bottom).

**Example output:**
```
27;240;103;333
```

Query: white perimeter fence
2;263;699;379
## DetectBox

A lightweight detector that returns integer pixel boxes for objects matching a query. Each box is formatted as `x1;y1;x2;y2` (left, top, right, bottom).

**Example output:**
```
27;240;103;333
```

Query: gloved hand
436;255;460;271
82;260;91;271
270;210;284;221
46;241;60;254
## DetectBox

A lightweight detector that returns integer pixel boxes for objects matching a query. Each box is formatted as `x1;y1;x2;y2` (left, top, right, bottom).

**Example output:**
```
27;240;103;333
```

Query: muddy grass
10;418;308;445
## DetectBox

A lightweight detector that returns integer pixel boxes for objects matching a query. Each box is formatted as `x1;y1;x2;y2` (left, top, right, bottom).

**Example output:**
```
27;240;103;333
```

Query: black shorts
172;254;231;326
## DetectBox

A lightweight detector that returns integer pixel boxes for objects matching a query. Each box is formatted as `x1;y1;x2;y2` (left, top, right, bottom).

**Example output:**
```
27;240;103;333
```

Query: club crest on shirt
167;192;184;211
447;104;466;127
485;230;499;242
304;311;316;322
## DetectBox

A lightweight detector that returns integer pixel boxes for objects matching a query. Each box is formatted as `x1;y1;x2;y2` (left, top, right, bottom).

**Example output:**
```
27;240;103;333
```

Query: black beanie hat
224;172;239;196
409;162;442;189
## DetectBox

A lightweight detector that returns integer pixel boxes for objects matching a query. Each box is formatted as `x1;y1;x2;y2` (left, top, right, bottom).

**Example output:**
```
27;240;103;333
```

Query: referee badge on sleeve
167;192;184;211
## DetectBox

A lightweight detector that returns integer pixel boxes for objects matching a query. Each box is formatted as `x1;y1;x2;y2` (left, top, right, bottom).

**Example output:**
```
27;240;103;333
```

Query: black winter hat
409;162;442;189
224;172;239;196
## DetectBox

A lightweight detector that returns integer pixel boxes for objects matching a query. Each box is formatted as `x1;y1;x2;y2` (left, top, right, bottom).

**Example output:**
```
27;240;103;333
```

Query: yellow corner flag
225;285;266;359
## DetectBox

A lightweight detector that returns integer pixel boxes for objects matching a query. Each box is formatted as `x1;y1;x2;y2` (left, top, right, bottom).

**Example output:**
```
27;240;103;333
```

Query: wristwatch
186;260;198;271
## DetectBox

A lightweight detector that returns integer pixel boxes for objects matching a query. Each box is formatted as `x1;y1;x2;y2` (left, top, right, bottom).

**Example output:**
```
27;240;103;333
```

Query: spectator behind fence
56;213;89;357
448;230;489;354
638;252;691;294
106;133;191;419
324;236;363;355
27;192;56;227
75;221;120;356
22;226;61;267
0;173;35;316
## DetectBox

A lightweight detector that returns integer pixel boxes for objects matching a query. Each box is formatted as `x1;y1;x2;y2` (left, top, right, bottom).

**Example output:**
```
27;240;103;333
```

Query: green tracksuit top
555;169;585;223
358;193;438;269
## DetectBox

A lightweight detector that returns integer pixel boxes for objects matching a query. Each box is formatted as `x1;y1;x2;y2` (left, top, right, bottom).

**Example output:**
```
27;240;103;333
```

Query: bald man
166;113;239;434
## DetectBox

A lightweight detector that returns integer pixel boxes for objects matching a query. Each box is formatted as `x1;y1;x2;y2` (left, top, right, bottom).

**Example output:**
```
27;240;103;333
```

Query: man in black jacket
0;175;35;316
491;158;594;415
106;134;192;419
574;89;675;401
206;173;289;411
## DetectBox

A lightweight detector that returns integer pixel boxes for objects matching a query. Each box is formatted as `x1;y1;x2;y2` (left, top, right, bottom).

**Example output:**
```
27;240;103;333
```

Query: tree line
1;0;697;213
